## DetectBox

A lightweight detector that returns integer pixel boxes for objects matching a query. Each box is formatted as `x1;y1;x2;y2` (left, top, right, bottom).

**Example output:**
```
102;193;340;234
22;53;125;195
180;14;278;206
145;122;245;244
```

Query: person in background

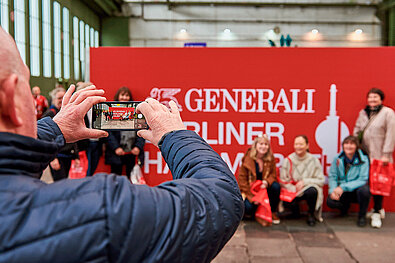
327;136;370;227
105;87;145;176
42;87;79;181
280;135;325;226
353;88;395;228
238;134;281;226
32;86;48;119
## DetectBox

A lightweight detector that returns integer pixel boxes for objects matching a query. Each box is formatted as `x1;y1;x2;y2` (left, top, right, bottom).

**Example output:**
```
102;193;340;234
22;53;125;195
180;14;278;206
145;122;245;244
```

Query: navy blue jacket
0;117;243;262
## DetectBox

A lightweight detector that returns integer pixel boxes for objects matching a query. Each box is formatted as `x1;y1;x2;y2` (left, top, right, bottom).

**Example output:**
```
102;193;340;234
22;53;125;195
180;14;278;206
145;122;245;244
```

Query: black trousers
111;154;136;176
50;157;72;181
326;184;371;217
284;187;318;215
86;141;103;176
373;195;383;212
244;181;281;217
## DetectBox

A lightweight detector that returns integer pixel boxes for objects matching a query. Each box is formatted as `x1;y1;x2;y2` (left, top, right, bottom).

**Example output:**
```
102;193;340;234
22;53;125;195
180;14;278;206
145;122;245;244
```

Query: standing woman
238;134;281;227
42;87;79;181
280;135;325;226
353;88;395;228
105;87;145;176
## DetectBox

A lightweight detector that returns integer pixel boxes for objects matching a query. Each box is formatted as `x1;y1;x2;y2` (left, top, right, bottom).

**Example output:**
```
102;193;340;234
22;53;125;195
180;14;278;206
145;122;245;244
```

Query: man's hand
53;84;108;143
50;158;61;170
136;99;186;147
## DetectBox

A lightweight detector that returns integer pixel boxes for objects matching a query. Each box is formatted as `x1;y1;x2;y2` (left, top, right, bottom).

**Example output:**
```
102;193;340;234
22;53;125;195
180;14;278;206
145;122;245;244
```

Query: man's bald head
0;27;25;84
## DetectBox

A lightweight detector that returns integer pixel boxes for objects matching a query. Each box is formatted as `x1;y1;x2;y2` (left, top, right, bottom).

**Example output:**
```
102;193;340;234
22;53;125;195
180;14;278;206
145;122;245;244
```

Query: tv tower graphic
315;84;350;174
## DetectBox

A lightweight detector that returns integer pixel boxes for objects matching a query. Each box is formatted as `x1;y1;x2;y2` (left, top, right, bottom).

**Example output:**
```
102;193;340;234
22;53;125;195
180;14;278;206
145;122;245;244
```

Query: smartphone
92;101;148;130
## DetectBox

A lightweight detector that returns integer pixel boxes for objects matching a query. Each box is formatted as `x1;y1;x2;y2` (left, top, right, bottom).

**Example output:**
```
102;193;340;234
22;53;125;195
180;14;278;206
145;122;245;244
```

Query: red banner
90;47;395;211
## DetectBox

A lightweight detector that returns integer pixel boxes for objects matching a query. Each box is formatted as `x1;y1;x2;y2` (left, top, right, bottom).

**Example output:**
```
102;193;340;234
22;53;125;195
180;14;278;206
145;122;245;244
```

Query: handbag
369;159;394;196
130;164;146;185
69;151;88;179
250;180;272;223
278;157;298;202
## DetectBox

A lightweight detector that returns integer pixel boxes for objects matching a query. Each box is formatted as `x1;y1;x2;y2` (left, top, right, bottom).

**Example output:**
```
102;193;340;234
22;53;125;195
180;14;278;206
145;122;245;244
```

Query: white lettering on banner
144;151;163;174
184;121;284;146
274;153;284;168
184;88;315;113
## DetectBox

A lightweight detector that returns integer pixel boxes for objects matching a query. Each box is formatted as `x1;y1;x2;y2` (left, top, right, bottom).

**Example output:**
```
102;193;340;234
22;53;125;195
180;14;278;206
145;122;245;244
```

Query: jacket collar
0;132;60;178
338;150;364;165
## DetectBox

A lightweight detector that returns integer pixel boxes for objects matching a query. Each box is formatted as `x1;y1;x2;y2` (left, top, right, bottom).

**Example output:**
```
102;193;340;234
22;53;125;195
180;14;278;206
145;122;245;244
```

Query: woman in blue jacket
327;135;370;227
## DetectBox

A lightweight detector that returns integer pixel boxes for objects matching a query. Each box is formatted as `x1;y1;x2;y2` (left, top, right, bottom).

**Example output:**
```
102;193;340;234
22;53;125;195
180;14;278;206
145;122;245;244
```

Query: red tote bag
369;159;394;197
251;180;272;223
278;157;298;202
69;151;88;179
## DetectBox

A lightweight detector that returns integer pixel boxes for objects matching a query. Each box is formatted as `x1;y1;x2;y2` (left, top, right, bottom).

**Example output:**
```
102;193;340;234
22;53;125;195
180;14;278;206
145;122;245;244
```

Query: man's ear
0;74;23;127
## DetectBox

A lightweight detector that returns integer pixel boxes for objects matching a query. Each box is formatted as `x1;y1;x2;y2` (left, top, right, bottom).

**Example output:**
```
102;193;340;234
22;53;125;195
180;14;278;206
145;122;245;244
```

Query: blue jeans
244;181;281;218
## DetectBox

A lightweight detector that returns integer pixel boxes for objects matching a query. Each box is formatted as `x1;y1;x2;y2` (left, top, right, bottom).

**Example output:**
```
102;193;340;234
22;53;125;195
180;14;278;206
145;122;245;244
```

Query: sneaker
357;216;367;227
306;214;316;227
371;213;382;228
272;213;280;225
367;208;385;219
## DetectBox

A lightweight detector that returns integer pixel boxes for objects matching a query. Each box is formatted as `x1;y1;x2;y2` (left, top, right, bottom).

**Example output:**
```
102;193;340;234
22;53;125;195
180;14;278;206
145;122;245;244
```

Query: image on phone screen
92;101;148;130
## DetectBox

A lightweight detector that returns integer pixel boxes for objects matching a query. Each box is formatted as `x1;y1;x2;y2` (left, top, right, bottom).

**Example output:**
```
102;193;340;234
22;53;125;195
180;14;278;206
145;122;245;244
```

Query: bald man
0;27;243;262
32;85;48;119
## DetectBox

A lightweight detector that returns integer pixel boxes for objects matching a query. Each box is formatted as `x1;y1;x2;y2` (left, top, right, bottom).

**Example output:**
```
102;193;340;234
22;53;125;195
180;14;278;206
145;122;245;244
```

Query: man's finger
80;96;107;113
169;100;179;115
69;85;96;104
73;89;105;105
85;129;108;140
62;85;75;107
137;129;152;142
146;98;167;112
136;101;154;120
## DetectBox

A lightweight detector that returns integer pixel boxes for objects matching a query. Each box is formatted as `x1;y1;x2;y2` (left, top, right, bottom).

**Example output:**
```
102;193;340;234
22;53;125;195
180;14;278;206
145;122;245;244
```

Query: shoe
272;213;280;225
357;216;367;227
306;214;316;227
367;208;385;219
256;217;272;227
371;213;382;228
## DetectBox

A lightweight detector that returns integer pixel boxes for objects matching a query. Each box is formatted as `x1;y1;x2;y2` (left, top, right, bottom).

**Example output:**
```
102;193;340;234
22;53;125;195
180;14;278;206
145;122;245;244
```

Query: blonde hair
249;134;274;161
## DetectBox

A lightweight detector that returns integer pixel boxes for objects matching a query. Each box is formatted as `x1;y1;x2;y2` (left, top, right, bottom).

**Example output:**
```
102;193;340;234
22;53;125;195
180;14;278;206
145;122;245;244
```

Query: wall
125;0;382;47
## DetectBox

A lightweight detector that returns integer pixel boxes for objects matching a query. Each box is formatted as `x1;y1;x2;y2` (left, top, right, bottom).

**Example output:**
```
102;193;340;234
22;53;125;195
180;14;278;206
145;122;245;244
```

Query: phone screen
92;101;148;130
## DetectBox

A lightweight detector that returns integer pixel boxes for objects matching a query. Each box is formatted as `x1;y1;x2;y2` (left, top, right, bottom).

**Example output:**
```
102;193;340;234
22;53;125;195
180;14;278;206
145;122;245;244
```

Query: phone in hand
92;101;148;130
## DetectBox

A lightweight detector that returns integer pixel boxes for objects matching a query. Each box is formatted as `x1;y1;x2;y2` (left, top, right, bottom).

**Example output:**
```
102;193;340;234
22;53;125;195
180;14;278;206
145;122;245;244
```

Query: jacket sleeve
382;109;395;158
339;156;370;192
328;158;339;194
37;117;65;146
265;159;277;186
104;130;244;263
106;131;120;151
237;155;253;201
353;110;365;136
303;158;325;187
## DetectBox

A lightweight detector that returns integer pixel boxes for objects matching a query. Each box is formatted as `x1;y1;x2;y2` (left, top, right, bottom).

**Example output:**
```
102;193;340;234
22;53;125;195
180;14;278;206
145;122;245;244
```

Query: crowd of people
238;88;394;228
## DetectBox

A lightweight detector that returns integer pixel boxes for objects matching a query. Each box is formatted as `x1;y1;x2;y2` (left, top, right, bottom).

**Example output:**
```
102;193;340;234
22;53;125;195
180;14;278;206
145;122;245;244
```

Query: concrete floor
213;213;395;263
42;169;394;262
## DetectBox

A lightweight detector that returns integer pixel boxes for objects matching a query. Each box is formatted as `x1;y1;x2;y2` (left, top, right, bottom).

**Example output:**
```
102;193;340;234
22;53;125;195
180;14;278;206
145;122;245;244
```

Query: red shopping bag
278;157;298;202
369;159;394;196
251;180;272;223
69;151;88;179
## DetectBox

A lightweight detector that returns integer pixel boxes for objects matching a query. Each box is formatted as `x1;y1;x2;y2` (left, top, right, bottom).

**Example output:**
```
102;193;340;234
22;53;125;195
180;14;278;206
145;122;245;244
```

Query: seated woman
238;134;281;227
327;135;370;227
280;135;325;226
